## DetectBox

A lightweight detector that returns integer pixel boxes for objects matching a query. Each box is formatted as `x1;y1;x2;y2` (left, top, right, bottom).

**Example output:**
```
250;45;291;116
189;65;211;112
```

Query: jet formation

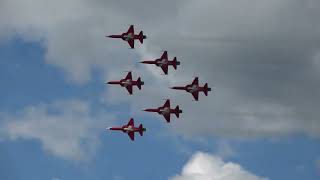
106;25;212;141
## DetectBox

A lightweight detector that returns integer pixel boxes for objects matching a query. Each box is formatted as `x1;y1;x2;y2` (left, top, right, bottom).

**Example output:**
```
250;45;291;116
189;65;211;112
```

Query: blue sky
1;40;319;180
1;1;320;180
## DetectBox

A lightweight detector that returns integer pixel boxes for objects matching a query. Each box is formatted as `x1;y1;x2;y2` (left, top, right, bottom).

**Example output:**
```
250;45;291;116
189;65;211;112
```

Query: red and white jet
140;51;180;75
108;118;146;141
107;25;147;49
106;71;144;95
171;77;211;101
143;99;182;123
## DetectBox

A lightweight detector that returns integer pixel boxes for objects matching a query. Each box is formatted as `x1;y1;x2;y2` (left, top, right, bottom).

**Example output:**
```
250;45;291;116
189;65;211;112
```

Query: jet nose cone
107;127;112;130
107;35;117;38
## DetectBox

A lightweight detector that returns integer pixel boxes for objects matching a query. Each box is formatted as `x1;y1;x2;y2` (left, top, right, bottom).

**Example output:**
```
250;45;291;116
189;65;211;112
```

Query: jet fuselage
156;59;168;67
159;107;171;115
187;84;200;93
122;33;134;41
121;79;133;87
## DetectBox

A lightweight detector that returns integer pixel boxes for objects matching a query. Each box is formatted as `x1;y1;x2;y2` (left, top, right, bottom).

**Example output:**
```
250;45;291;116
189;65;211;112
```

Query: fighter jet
106;71;144;95
106;25;147;49
171;77;211;101
108;118;146;141
143;99;182;123
140;51;180;75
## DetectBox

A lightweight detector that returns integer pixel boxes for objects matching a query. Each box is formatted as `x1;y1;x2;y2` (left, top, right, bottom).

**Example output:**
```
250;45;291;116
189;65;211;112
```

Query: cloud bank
1;0;320;140
0;100;113;161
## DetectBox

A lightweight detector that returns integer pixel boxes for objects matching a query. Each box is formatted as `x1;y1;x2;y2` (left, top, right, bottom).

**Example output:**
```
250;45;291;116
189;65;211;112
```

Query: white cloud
0;99;114;161
136;0;320;139
0;0;140;83
170;152;268;180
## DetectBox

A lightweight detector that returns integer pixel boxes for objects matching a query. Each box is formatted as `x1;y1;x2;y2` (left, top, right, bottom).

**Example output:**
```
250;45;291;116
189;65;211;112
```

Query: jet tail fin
138;124;146;136
204;83;211;96
174;105;182;118
137;77;144;89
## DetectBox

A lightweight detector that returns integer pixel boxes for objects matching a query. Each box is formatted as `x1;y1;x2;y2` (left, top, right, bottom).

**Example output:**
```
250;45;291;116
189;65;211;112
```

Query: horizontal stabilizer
138;124;146;136
138;31;146;44
175;105;182;118
172;57;179;70
137;77;144;89
204;83;211;96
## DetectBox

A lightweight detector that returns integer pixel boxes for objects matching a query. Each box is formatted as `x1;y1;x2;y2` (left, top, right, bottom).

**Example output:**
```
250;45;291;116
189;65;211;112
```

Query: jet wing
191;91;199;101
127;39;134;49
127;118;134;126
163;99;170;108
125;85;133;95
128;132;135;141
160;64;169;75
163;114;171;123
160;51;168;59
127;25;134;34
192;77;199;86
125;72;132;80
